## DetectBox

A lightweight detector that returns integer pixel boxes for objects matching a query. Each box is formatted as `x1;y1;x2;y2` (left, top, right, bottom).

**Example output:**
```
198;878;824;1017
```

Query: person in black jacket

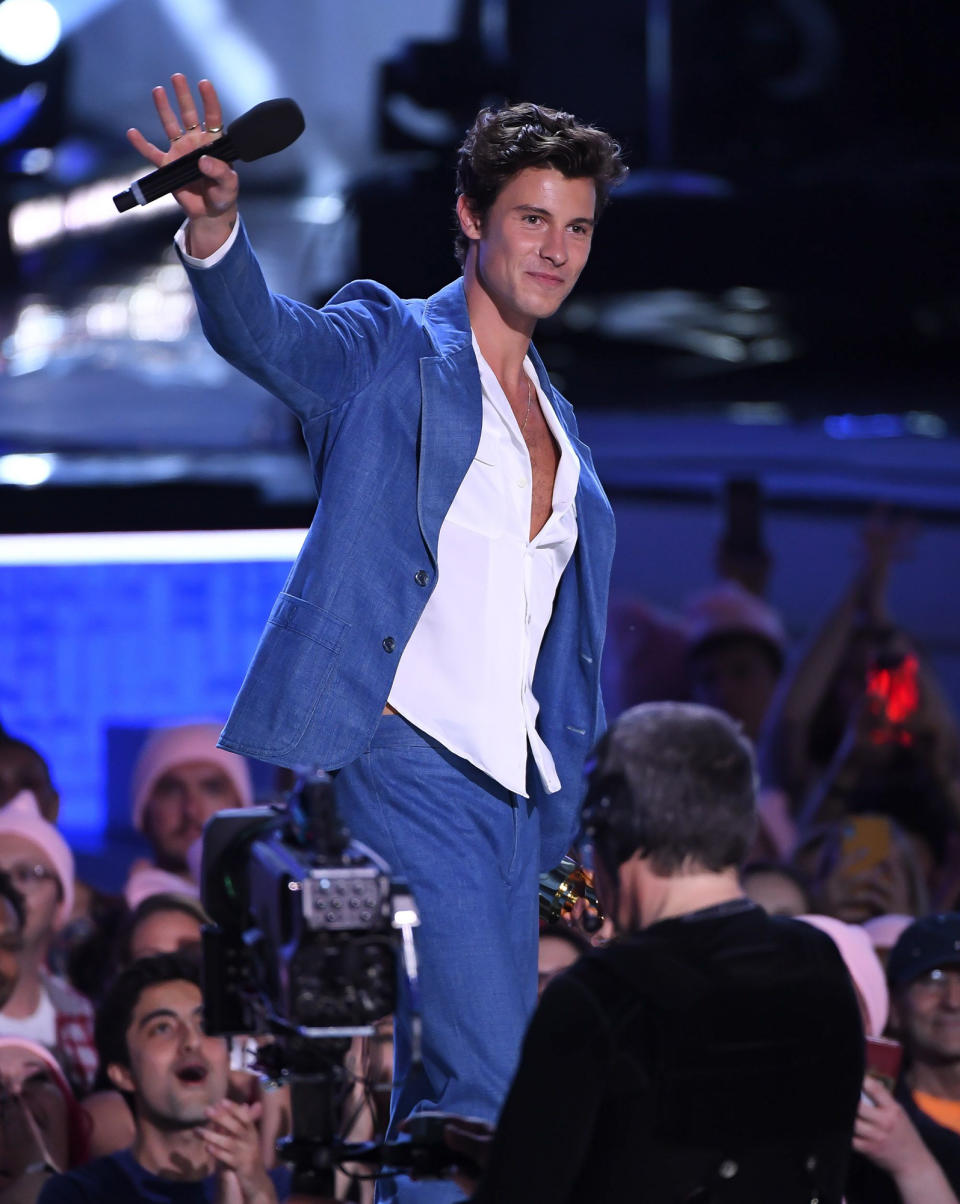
441;702;865;1203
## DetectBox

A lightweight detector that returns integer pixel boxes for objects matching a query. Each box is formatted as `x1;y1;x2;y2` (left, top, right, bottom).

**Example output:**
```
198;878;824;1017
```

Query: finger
196;154;238;185
205;1098;256;1134
152;85;184;143
198;1128;243;1161
854;1116;885;1141
126;126;166;166
210;1096;257;1122
198;1125;233;1145
864;1075;894;1106
198;78;225;135
203;1110;248;1139
201;1130;245;1152
170;72;202;134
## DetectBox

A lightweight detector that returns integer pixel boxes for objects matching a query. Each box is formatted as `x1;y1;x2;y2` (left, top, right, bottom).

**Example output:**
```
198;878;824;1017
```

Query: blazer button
382;636;396;653
414;570;429;587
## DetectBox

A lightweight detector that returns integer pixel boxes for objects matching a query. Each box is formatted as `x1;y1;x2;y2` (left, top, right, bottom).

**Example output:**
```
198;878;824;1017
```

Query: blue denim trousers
333;713;541;1204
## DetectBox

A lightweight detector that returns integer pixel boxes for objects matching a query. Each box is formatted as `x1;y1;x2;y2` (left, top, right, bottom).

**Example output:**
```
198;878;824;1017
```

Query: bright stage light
0;454;55;487
0;0;62;66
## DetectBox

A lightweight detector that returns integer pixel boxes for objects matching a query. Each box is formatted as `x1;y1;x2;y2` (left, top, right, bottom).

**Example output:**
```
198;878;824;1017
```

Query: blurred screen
0;529;303;844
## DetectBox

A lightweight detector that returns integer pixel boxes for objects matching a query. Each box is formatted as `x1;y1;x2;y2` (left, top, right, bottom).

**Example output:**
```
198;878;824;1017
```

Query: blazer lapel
417;347;481;564
417;280;482;563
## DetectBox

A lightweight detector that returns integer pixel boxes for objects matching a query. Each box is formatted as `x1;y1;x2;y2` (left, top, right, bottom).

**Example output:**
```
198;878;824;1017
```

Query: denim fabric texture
180;223;616;1202
335;713;540;1203
182;221;616;869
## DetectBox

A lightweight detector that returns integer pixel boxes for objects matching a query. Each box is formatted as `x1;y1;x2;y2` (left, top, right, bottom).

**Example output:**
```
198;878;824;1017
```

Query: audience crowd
1;506;958;1201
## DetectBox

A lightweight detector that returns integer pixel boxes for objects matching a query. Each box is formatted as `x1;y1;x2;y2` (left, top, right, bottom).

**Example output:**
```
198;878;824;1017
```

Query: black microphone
113;97;305;213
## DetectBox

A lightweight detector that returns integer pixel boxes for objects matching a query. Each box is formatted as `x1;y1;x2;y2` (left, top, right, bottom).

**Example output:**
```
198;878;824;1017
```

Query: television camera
200;775;468;1196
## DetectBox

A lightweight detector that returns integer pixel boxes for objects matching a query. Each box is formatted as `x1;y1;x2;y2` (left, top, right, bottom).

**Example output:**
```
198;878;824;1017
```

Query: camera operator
436;703;865;1202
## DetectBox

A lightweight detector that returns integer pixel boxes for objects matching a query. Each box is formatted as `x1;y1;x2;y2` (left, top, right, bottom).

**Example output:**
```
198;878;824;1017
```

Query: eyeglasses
0;862;59;892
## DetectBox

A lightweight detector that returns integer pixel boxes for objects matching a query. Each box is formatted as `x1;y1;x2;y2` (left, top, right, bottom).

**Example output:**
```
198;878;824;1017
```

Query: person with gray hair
441;703;866;1203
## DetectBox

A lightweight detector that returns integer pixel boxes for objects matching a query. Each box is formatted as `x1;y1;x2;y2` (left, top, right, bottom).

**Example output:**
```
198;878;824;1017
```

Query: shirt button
414;570;429;587
382;637;396;653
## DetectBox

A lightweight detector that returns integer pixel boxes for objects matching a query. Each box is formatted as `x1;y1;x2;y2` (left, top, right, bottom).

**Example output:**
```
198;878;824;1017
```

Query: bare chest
521;406;561;540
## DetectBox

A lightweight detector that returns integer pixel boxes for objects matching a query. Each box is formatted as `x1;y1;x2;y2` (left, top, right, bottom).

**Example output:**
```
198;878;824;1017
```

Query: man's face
110;978;228;1129
143;761;241;871
458;166;596;330
0;835;61;951
0;896;23;1009
896;964;960;1066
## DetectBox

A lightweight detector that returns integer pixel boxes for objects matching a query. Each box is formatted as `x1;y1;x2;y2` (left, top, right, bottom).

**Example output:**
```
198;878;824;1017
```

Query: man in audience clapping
37;953;287;1204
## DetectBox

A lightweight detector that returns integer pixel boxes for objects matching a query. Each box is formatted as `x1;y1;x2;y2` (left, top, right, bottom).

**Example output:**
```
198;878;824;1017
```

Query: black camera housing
200;777;409;1038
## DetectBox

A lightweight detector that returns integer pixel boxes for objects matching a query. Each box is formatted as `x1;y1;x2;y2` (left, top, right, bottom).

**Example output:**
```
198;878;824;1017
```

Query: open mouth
175;1063;208;1085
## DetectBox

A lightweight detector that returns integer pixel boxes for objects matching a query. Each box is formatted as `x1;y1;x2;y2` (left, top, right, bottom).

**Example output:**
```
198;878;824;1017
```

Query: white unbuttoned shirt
387;336;580;796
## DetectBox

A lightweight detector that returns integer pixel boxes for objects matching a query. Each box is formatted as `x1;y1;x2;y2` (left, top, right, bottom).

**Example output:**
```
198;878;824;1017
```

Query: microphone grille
227;98;305;162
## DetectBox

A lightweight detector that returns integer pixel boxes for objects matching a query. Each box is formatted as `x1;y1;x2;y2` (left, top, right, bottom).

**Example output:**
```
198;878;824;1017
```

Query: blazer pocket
268;592;350;650
224;594;351;759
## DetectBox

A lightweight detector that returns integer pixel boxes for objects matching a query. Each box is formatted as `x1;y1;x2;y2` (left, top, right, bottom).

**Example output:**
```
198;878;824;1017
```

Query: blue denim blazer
182;223;616;867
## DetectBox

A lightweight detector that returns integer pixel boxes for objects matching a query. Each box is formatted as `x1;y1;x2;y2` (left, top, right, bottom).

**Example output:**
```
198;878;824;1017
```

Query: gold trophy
538;855;603;931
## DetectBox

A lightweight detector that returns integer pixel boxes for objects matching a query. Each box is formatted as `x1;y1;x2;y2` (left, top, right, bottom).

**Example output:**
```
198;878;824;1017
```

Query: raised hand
127;73;239;253
856;508;917;622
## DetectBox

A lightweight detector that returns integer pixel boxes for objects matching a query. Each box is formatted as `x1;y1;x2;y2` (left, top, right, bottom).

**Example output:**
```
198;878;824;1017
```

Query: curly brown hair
454;101;627;266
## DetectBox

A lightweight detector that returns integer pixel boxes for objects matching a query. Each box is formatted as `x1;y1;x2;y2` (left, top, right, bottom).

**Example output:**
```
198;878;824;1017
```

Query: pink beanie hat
685;580;787;655
0;1036;74;1098
0;790;74;928
799;913;889;1036
863;913;914;953
124;864;202;910
131;722;253;830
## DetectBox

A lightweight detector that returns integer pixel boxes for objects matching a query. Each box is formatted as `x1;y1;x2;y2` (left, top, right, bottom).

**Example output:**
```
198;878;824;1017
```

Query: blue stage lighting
0;79;45;144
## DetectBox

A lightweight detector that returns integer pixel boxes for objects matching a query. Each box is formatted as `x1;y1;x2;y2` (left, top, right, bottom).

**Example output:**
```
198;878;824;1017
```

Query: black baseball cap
887;913;960;989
